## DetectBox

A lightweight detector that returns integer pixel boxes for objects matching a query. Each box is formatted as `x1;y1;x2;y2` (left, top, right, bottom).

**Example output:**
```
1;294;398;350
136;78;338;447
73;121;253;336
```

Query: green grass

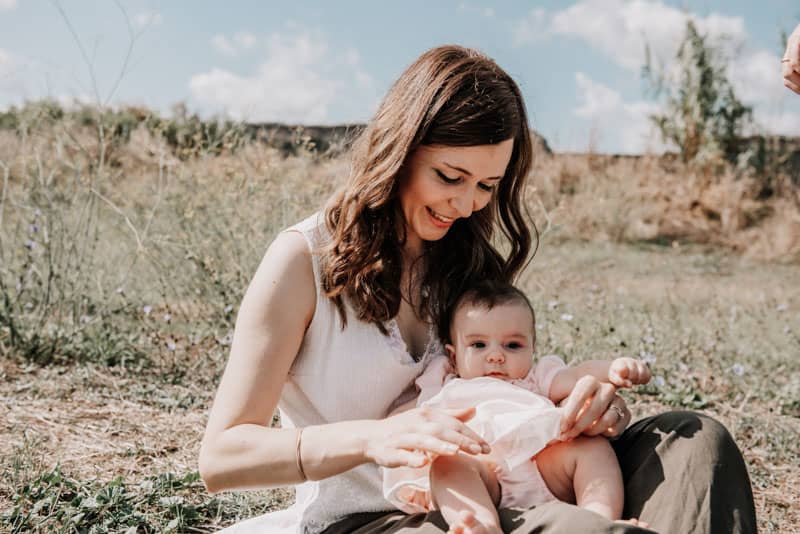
0;119;797;531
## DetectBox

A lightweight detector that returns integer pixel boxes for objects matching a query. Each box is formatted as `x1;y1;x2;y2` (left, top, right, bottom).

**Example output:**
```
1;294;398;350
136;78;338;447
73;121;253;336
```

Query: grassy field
0;119;798;532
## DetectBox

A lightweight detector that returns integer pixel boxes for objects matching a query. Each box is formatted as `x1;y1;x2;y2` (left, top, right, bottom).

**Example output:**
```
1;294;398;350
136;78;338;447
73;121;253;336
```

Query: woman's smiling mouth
426;207;455;228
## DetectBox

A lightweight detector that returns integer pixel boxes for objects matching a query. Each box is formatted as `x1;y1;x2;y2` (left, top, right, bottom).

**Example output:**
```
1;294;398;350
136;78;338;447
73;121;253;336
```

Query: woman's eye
478;182;495;192
436;170;460;184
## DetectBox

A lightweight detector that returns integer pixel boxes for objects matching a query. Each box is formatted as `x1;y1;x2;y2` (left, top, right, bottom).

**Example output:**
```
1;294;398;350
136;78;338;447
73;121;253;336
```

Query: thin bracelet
295;428;308;481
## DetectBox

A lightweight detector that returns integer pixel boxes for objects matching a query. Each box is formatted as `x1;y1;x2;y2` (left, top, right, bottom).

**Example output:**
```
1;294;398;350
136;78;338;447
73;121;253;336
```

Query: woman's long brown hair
321;45;537;340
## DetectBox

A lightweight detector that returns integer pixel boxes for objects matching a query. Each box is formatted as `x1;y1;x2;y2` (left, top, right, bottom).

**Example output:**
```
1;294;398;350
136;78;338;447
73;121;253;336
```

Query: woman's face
397;139;514;254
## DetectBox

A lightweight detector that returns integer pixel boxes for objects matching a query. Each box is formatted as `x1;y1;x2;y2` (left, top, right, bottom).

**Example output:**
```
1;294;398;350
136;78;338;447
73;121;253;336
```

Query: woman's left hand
558;376;631;440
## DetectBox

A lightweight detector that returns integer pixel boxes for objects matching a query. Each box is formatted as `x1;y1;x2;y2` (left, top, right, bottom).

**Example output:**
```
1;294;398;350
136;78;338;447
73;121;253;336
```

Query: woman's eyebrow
442;162;502;181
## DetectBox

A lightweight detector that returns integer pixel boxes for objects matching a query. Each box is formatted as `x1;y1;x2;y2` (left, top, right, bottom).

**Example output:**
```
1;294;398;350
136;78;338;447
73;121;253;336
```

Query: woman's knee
646;410;740;459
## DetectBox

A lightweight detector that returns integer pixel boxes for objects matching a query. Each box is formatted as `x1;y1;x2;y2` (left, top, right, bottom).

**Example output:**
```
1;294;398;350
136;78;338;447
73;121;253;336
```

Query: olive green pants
322;411;757;534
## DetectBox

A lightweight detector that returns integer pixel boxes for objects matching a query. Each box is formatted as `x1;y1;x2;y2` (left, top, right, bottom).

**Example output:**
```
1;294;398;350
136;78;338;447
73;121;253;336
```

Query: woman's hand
784;24;800;94
558;376;631;441
363;406;491;468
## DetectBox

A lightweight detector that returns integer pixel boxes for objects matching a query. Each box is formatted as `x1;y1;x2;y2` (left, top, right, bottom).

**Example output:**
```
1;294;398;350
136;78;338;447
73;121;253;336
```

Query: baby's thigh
535;436;615;503
430;452;501;506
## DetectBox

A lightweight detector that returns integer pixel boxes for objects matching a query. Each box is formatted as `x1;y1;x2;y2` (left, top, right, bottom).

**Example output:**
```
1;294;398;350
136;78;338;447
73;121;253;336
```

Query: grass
0;115;798;531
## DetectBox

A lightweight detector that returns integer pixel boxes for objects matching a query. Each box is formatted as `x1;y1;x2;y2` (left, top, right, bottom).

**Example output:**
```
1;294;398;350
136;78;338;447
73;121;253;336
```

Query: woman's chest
394;301;430;361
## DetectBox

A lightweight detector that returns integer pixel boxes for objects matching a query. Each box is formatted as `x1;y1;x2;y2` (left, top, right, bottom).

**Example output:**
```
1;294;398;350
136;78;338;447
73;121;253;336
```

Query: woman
199;46;757;533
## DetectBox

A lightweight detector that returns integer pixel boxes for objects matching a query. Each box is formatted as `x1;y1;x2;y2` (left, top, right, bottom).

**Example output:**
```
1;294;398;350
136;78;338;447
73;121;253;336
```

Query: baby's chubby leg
429;451;503;534
536;436;624;521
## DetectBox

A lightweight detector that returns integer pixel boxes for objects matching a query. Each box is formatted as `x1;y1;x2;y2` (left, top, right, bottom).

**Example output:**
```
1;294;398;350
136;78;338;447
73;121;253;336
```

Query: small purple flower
28;224;39;233
560;313;573;321
731;363;745;376
643;335;655;344
163;313;172;322
639;350;657;365
654;376;665;388
776;303;788;312
224;304;234;314
79;315;91;324
143;305;152;316
547;300;559;310
115;287;124;294
34;208;41;217
167;341;176;351
24;239;36;250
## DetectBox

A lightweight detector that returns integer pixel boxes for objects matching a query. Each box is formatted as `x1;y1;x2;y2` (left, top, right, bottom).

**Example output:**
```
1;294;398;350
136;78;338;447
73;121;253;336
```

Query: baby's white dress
382;354;566;512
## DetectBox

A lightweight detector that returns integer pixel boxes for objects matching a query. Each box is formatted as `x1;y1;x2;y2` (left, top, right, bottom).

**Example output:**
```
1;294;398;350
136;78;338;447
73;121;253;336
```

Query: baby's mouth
486;371;507;378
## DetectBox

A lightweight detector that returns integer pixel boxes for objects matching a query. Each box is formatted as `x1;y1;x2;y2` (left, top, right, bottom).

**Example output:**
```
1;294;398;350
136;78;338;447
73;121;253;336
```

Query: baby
382;281;651;533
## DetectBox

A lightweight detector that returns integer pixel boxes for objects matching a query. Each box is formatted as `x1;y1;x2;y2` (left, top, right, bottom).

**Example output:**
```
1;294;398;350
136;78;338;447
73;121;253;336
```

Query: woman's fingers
429;408;491;453
563;380;618;439
784;69;800;95
559;375;601;433
593;396;632;438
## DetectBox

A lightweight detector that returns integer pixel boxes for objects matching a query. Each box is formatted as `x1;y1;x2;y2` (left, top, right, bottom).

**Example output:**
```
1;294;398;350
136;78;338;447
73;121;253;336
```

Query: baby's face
446;302;535;381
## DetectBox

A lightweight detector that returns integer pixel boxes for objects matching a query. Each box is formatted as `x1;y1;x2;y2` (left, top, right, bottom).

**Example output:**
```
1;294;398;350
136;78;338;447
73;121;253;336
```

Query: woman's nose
450;189;475;218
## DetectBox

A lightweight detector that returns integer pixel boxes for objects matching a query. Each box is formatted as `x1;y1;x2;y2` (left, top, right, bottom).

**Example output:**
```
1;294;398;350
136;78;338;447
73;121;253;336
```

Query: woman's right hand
363;406;491;468
784;24;800;94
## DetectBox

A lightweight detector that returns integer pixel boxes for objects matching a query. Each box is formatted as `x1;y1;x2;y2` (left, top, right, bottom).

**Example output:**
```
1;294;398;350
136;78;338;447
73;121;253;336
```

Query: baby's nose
486;351;505;363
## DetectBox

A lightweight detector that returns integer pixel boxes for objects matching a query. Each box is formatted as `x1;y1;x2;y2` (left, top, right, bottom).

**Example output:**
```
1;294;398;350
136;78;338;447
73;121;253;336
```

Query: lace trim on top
384;319;443;367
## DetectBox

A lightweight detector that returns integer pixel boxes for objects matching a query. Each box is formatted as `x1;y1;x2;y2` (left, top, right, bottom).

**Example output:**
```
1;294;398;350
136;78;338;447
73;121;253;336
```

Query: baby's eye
470;341;486;349
506;342;523;350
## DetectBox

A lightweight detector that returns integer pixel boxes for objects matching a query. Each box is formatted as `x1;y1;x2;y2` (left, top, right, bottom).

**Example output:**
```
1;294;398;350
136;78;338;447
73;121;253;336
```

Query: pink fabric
382;355;567;513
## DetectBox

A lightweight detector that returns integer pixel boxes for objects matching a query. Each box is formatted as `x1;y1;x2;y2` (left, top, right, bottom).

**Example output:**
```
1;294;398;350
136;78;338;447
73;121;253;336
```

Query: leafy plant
643;19;752;164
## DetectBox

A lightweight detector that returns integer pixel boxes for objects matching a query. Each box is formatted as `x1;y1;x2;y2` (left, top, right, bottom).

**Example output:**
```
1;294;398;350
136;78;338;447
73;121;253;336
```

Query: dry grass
0;120;798;531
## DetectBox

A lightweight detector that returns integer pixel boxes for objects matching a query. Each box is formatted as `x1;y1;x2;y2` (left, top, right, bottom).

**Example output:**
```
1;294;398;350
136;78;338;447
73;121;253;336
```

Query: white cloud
0;0;17;11
211;34;237;56
544;0;746;72
756;109;800;137
573;72;665;153
133;11;162;29
458;3;495;18
512;8;548;45
189;30;376;124
730;50;786;103
516;0;800;146
234;31;257;50
212;31;258;57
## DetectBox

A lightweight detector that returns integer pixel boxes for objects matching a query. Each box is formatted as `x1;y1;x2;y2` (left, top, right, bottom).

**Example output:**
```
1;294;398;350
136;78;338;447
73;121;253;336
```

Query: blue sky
2;0;799;153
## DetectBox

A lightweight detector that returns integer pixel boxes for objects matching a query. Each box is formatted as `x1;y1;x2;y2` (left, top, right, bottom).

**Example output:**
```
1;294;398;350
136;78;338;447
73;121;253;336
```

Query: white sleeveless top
219;213;443;533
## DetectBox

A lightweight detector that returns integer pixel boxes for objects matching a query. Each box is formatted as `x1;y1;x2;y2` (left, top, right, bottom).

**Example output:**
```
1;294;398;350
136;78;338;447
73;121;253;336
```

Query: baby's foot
615;518;651;529
447;510;502;534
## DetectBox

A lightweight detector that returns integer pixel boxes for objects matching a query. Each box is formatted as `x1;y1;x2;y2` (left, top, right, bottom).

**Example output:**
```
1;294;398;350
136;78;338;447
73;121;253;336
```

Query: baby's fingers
608;369;632;388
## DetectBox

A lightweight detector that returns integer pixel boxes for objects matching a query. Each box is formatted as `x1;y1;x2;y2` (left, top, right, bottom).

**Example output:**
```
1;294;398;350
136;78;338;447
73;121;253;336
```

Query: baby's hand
608;357;651;388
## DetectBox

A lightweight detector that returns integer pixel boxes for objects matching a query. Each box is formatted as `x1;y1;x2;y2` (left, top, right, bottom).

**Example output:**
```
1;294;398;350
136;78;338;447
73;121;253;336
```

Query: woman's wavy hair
321;45;537;340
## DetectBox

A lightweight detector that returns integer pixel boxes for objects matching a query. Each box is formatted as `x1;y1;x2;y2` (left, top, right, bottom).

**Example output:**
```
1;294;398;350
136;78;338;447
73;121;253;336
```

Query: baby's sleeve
415;354;452;405
534;355;566;397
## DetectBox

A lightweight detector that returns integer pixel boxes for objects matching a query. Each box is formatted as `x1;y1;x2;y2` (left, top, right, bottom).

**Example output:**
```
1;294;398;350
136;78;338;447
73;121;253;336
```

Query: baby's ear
445;343;456;362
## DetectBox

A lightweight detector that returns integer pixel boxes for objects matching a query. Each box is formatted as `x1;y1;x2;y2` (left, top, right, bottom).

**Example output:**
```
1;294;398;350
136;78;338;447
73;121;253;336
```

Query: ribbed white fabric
218;212;442;533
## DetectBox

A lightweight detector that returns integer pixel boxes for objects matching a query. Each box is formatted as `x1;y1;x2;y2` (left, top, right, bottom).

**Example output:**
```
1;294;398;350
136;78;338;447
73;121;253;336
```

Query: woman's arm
198;232;490;493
